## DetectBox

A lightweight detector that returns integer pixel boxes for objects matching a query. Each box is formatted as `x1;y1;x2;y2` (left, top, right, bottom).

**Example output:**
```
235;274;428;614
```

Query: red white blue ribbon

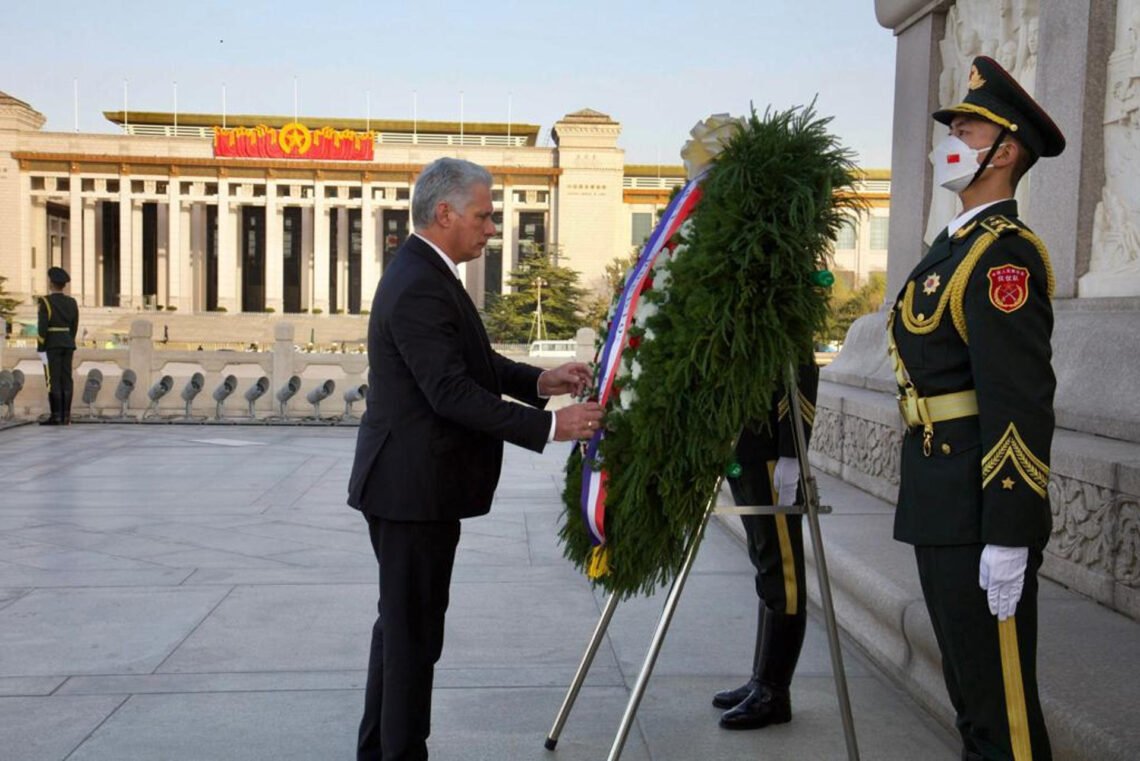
580;175;704;546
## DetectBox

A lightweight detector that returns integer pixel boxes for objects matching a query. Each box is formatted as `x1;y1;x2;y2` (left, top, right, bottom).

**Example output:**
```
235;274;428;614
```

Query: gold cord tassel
587;545;610;579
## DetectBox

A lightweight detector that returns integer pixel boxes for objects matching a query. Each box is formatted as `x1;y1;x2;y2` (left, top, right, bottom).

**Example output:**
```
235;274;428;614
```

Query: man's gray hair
412;158;493;230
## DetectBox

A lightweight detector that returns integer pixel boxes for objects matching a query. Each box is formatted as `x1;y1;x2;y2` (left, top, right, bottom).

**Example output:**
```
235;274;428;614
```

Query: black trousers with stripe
915;545;1051;761
44;348;74;421
728;461;806;616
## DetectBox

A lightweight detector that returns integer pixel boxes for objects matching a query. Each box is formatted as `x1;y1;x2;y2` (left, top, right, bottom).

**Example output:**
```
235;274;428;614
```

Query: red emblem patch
987;264;1030;313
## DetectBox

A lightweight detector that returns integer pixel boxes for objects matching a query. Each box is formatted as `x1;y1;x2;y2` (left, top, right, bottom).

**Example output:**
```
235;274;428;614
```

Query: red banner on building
213;123;375;161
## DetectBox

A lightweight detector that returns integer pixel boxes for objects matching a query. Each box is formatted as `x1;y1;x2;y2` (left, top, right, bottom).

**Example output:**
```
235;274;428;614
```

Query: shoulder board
979;214;1020;237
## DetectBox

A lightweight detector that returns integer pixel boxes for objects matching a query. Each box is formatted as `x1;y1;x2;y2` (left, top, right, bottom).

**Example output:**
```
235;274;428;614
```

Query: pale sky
2;0;896;169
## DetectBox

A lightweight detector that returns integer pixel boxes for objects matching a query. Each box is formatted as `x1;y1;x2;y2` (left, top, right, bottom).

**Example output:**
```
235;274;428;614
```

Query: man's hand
37;352;47;365
539;363;592;398
553;402;604;441
979;544;1029;621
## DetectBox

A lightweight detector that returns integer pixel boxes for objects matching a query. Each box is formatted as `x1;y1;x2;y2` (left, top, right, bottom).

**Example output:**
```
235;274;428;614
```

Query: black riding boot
712;604;770;709
40;393;60;425
719;609;806;730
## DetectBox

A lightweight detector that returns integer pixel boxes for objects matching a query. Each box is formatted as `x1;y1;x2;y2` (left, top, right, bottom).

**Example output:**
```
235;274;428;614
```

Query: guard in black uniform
37;267;79;425
715;358;819;730
890;57;1065;761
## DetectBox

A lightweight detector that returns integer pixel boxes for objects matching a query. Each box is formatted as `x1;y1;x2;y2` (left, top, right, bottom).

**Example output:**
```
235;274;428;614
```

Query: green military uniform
37;267;79;425
716;359;818;729
890;56;1065;761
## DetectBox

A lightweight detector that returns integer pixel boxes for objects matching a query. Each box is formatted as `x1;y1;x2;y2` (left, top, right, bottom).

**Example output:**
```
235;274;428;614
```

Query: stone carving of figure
1084;0;1140;296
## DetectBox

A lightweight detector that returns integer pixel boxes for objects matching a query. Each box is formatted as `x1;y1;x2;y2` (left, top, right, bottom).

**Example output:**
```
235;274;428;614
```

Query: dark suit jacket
347;234;552;521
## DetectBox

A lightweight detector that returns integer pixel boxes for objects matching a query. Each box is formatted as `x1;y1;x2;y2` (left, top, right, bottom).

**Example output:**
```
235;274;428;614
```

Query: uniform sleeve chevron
982;422;1050;498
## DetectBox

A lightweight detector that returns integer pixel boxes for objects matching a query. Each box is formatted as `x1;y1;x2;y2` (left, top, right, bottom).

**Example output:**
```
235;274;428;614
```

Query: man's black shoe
718;685;791;730
39;418;60;426
712;681;756;709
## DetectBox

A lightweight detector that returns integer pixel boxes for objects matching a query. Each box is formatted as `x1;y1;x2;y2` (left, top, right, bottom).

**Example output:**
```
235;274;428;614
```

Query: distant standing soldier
37;266;79;425
889;56;1065;761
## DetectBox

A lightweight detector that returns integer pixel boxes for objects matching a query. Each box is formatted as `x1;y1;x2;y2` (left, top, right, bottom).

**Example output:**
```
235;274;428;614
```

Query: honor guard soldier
889;56;1065;761
716;357;819;730
37;266;79;425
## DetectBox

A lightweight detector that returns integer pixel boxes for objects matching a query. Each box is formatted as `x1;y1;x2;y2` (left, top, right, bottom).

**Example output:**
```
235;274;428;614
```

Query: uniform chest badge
922;273;941;295
987;264;1030;313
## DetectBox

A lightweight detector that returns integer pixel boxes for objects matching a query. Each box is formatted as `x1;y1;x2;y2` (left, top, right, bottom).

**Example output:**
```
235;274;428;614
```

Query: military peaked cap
933;56;1065;159
47;266;70;285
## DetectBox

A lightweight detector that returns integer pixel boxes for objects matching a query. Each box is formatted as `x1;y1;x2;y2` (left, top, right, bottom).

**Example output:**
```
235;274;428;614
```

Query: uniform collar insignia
952;220;978;240
923;272;942;295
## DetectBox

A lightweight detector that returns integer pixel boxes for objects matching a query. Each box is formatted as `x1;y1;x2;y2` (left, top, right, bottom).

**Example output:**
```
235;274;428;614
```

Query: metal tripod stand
544;361;860;761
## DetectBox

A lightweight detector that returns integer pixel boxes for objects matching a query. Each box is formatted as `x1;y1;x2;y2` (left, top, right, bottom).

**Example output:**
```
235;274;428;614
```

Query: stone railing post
128;319;153;408
273;322;296;411
575;327;595;363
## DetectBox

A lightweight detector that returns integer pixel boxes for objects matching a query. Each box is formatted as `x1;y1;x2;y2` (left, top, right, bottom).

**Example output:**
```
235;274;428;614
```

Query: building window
492;188;503;203
31;177;45;190
631;213;652;246
870;217;889;250
396;187;410;201
835;217;857;249
83;179;96;192
536;191;549;203
57;177;70;192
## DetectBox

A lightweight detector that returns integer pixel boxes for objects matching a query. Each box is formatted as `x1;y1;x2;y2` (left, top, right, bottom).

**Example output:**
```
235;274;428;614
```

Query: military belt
887;304;979;456
47;327;70;332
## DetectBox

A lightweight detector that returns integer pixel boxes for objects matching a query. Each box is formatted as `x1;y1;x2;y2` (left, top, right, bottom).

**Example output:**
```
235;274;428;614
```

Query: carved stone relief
1048;472;1140;590
1083;0;1140;296
841;416;902;485
812;406;844;463
926;0;1040;246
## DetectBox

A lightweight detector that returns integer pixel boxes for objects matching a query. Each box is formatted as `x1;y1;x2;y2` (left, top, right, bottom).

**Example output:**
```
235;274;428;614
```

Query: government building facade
0;91;889;319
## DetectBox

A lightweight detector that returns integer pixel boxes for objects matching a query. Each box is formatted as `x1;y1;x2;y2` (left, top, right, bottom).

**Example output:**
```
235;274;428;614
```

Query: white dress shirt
946;197;1012;238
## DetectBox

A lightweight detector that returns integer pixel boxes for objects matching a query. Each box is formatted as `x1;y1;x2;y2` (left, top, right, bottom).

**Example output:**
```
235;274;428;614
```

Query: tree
581;249;640;330
820;272;886;343
0;275;21;336
482;247;590;343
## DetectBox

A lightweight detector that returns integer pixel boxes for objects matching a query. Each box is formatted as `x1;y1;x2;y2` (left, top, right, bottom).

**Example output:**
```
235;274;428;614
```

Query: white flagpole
293;76;298;123
123;79;129;132
366;89;371;132
507;91;512;144
222;83;227;129
413;90;418;144
73;78;79;132
173;81;178;134
459;90;464;145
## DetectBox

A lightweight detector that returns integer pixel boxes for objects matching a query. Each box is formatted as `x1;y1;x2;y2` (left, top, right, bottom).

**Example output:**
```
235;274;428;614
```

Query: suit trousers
915;545;1051;761
359;516;461;761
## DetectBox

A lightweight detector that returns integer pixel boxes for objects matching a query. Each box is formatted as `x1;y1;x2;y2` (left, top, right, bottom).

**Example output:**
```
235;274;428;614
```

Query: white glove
979;544;1028;621
37;352;47;365
772;456;800;507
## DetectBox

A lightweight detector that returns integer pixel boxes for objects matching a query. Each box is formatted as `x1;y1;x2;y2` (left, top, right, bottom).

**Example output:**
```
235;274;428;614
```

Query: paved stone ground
0;424;958;760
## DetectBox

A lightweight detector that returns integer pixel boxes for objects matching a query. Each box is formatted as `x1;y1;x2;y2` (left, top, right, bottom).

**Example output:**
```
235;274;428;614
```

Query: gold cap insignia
968;65;986;91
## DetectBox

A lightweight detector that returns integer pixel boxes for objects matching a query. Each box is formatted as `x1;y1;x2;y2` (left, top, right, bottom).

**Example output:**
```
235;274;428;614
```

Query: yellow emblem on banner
968;64;986;91
278;122;312;156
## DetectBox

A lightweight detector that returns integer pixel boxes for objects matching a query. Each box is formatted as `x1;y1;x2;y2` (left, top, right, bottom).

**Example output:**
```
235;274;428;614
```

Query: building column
336;206;349;311
178;202;192;313
301;204;314;311
265;179;284;312
501;179;515;294
82;202;96;307
216;179;238;311
157;202;169;308
883;10;947;297
361;182;378;305
118;180;132;307
131;202;144;306
166;178;183;311
312;182;329;314
1030;0;1114;298
68;172;83;302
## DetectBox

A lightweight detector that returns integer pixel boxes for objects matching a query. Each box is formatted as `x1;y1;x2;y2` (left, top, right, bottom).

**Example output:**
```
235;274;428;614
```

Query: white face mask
929;135;995;193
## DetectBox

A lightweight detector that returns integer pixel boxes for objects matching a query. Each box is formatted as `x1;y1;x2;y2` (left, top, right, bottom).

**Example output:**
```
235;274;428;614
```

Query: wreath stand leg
545;362;860;761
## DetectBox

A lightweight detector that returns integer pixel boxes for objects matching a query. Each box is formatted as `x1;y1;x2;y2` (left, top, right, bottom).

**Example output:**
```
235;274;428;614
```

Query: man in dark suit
37;266;79;425
890;57;1064;761
347;157;603;761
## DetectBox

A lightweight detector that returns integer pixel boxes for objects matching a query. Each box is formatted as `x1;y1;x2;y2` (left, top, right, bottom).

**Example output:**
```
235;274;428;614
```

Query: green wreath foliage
559;104;859;598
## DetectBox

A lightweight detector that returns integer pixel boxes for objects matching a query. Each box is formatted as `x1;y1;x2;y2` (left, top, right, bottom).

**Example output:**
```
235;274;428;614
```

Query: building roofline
623;163;686;177
102;111;541;145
